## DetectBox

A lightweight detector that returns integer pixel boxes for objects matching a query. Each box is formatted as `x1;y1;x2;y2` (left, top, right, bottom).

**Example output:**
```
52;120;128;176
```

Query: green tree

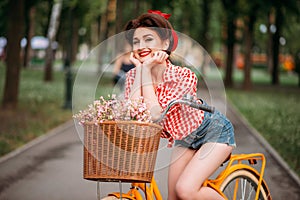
266;0;299;85
23;0;40;68
2;0;25;109
271;4;282;85
44;0;62;82
0;0;9;36
199;0;213;52
221;0;239;87
239;0;265;90
295;51;300;87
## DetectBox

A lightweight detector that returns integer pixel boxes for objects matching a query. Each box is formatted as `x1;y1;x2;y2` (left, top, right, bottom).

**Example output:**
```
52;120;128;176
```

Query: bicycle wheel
220;169;270;200
101;196;131;200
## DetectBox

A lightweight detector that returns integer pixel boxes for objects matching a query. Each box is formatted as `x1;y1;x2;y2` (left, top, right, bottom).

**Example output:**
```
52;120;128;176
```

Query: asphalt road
0;102;299;199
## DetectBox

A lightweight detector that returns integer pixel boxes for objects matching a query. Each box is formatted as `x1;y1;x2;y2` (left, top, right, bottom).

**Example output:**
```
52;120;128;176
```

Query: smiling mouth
139;50;151;57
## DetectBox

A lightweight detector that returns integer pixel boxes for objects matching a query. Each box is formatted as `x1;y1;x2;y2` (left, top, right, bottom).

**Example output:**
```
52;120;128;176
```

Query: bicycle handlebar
153;94;215;123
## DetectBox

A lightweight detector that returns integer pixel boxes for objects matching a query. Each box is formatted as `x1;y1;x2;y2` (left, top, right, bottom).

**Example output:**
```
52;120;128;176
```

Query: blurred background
0;0;299;180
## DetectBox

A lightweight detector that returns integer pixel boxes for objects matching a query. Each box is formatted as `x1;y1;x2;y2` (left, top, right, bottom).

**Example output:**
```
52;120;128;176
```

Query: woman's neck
151;60;167;84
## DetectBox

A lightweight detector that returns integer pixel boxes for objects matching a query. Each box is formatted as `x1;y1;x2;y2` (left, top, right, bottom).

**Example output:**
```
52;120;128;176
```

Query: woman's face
132;27;169;63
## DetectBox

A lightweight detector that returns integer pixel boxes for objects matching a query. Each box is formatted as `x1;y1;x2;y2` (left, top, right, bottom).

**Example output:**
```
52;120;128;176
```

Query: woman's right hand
130;52;142;68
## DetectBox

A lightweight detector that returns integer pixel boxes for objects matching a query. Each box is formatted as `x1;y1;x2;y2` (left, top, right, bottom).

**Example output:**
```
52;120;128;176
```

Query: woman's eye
133;40;139;45
145;38;153;42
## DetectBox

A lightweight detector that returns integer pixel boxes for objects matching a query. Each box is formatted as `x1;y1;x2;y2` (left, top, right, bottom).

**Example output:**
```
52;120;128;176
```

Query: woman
124;10;236;200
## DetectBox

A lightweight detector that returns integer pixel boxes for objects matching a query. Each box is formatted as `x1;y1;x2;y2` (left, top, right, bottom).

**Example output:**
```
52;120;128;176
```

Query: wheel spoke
247;186;255;200
241;178;246;199
220;170;268;200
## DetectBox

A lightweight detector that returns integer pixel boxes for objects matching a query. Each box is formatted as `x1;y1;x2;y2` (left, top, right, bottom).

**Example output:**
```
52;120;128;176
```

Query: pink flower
73;95;152;125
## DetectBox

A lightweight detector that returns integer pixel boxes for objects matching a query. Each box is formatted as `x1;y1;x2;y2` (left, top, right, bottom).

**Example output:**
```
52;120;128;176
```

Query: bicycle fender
218;164;272;199
107;193;135;200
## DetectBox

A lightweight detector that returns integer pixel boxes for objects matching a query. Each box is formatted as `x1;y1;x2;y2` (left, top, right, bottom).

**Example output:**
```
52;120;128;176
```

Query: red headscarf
148;10;178;51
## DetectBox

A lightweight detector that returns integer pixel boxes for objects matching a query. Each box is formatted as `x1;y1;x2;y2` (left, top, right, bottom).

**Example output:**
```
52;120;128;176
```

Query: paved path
0;101;299;199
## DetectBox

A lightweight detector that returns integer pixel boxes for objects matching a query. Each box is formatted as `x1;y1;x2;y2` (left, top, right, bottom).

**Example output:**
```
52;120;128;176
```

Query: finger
162;52;169;60
156;51;168;62
130;52;136;61
130;52;140;66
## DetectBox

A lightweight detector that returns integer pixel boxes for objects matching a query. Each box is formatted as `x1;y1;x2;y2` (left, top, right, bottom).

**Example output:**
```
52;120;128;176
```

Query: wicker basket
83;121;162;183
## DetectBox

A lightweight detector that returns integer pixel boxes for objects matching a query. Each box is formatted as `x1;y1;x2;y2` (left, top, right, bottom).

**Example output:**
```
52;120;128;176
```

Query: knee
175;182;196;200
175;183;215;200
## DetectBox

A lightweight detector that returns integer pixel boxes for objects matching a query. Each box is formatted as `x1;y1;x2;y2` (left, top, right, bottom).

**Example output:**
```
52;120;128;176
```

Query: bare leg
167;146;195;200
175;143;233;200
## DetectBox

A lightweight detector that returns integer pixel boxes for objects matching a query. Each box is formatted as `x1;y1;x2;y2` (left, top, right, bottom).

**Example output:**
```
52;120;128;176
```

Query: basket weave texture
83;121;162;183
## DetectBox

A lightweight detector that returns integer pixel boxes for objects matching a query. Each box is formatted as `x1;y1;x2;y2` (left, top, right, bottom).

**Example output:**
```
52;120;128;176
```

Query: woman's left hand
143;50;169;69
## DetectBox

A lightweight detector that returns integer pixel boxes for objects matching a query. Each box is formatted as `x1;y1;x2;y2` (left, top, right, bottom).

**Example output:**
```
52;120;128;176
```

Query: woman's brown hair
124;13;177;54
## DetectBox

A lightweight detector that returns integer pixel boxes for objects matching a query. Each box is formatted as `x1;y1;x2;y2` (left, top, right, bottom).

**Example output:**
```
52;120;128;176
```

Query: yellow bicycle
102;153;271;200
94;95;272;200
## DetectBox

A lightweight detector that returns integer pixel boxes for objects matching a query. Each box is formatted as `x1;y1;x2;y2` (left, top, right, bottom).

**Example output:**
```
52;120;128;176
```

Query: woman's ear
163;39;170;50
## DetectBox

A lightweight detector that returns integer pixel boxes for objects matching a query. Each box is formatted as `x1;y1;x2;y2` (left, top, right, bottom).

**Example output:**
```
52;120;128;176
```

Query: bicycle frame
108;177;162;200
106;153;269;200
103;97;271;199
203;153;269;200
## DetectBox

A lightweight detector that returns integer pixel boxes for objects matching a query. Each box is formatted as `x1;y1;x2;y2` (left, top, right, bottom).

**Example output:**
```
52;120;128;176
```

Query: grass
0;62;72;156
226;68;300;176
0;60;116;157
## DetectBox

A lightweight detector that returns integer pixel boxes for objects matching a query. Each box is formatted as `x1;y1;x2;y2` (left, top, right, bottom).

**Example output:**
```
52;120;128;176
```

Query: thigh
168;147;195;192
177;142;233;190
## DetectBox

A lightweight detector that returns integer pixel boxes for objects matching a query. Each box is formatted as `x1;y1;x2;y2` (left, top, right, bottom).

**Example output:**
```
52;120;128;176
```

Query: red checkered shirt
124;61;204;147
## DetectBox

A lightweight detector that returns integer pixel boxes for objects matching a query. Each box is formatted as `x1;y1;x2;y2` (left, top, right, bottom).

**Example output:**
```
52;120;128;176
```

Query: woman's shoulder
165;62;197;83
168;62;195;76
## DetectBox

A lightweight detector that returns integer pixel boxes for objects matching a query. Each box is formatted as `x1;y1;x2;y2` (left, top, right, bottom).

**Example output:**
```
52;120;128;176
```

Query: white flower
73;95;152;125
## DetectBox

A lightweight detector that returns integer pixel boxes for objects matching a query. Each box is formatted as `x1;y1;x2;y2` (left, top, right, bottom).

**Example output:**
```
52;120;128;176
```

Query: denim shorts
174;101;236;150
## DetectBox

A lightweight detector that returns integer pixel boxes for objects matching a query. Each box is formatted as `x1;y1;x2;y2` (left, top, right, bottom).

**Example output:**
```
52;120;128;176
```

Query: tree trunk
98;1;110;73
90;22;99;47
116;0;124;34
115;0;125;54
2;0;25;109
23;6;36;68
266;11;274;74
99;11;108;43
243;14;256;90
295;51;300;87
271;7;282;85
107;0;116;38
134;0;140;15
200;0;211;52
44;0;62;82
71;16;79;64
222;0;237;88
224;16;236;87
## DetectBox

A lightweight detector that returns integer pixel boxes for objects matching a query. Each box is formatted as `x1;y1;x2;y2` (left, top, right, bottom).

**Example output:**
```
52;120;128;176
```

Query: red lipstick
139;50;151;57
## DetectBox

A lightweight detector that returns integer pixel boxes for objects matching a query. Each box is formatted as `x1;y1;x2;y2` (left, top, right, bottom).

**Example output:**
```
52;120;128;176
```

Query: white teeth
140;51;150;57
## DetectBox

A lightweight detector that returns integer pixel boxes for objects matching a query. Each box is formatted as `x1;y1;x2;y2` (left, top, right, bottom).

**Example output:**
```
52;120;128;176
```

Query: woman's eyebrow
143;34;153;38
133;34;154;40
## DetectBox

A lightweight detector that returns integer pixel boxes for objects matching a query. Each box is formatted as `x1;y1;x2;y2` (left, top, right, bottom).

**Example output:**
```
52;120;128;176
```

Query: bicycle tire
219;169;270;200
101;196;131;200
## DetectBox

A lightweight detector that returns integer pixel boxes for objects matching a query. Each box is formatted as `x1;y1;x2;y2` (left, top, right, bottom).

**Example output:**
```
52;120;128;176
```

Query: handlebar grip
189;102;215;113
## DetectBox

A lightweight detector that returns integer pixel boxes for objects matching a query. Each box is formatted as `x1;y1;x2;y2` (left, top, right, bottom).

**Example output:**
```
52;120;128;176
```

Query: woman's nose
138;40;146;49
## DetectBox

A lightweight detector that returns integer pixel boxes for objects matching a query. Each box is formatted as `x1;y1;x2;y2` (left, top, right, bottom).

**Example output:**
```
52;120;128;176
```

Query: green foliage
0;62;71;156
232;68;298;85
1;0;298;64
227;83;300;176
81;0;107;24
281;9;300;55
31;0;52;36
0;0;9;36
